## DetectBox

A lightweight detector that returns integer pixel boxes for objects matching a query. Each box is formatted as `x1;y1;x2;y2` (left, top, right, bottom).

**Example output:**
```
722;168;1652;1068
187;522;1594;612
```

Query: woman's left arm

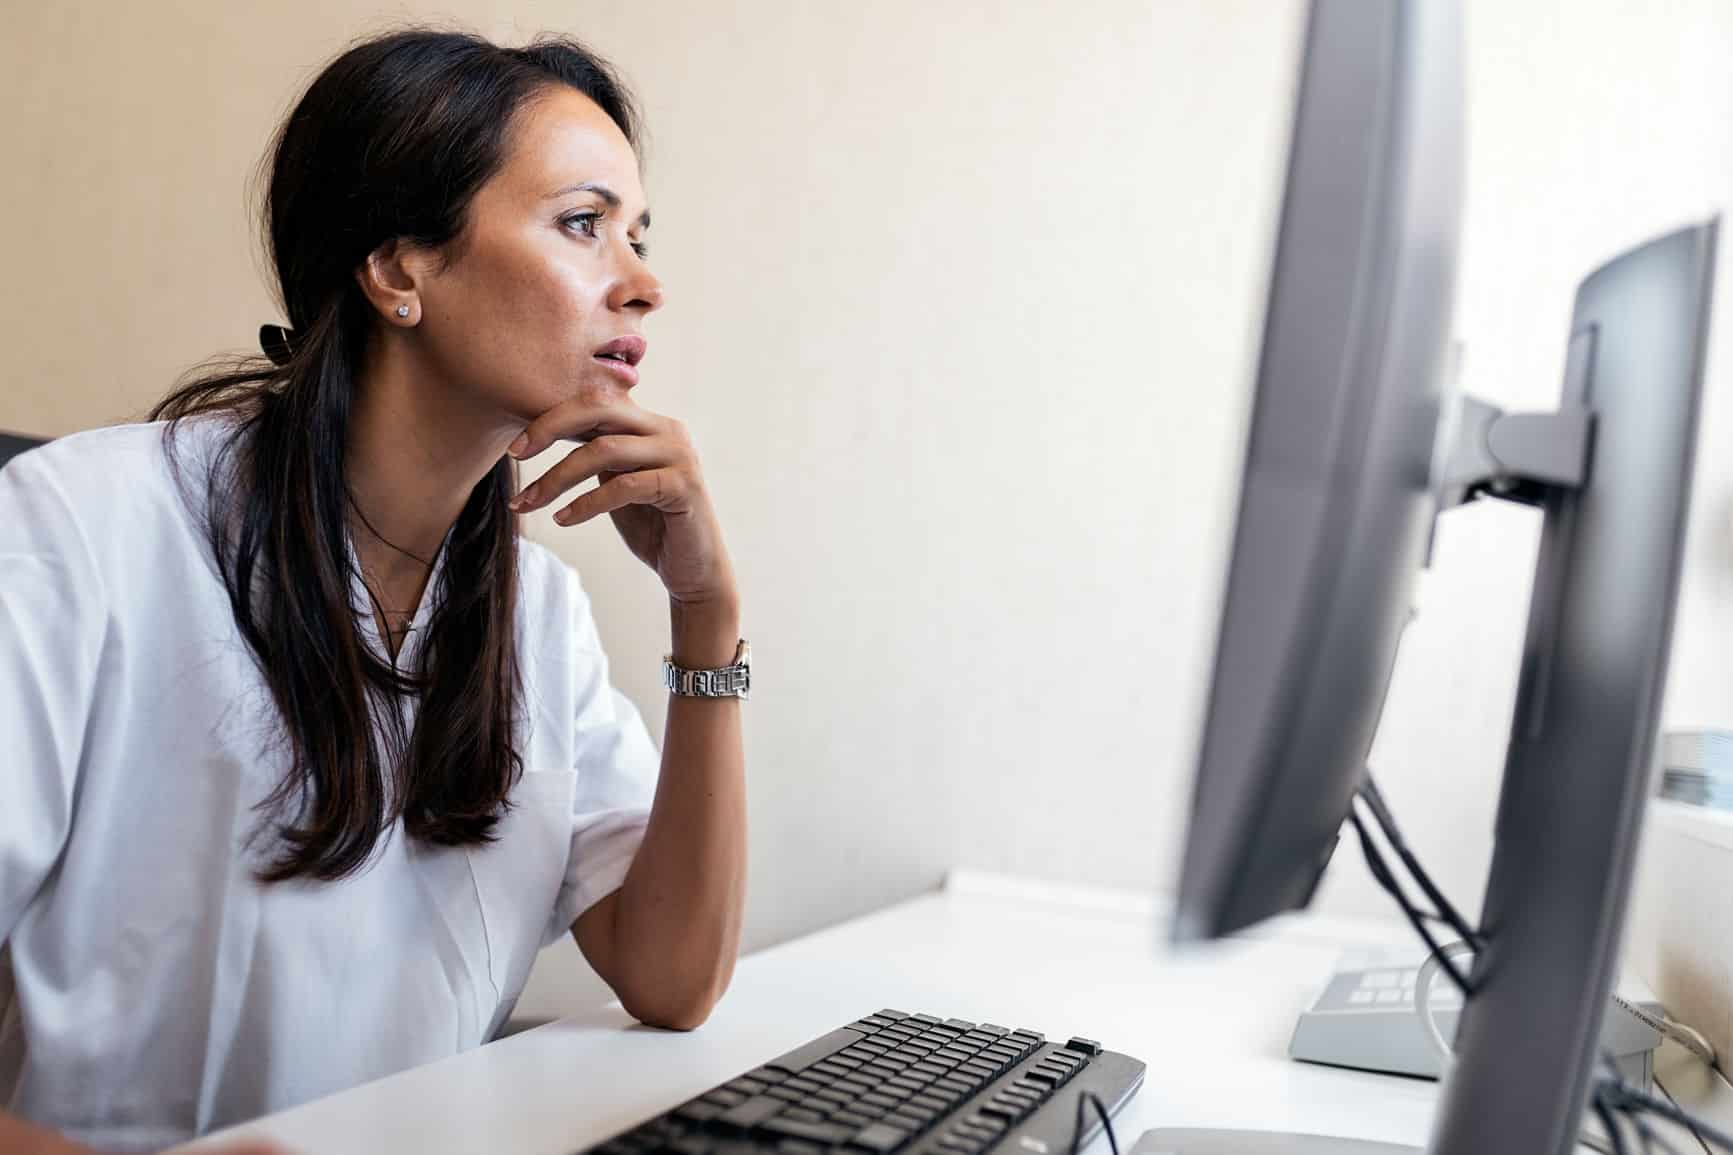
509;398;746;1030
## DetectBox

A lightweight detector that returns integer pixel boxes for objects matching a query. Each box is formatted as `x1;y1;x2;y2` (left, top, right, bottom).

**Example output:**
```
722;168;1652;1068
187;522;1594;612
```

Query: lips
592;335;646;367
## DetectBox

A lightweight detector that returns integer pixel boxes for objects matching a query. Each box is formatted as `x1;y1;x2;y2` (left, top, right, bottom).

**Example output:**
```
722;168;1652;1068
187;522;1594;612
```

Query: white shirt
0;419;661;1151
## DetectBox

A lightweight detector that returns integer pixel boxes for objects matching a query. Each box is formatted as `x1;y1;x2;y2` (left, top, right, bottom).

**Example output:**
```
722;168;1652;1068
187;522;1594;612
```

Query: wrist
669;594;742;669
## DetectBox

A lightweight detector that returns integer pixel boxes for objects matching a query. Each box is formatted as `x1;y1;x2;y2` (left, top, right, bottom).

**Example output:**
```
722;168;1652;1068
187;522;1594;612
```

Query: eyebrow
551;181;651;229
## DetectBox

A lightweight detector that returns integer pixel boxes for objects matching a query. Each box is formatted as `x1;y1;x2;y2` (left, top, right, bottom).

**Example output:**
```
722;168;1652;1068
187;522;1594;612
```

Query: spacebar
763;1027;866;1075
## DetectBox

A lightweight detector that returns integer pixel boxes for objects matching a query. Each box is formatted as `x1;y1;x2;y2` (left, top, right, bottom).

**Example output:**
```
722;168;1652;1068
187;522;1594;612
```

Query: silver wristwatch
662;639;751;699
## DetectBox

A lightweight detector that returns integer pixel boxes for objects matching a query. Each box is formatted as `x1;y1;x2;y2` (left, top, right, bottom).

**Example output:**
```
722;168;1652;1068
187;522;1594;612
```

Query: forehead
496;85;644;205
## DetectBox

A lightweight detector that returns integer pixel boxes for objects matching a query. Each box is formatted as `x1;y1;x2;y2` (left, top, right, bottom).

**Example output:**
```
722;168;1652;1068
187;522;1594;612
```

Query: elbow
621;972;733;1033
624;990;719;1032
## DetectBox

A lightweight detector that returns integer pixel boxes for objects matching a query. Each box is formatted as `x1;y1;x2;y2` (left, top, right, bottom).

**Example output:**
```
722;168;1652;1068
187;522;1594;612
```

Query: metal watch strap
662;638;750;699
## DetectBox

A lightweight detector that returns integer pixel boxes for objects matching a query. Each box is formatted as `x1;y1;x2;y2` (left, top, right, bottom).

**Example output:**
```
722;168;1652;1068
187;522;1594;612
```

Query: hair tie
259;323;299;366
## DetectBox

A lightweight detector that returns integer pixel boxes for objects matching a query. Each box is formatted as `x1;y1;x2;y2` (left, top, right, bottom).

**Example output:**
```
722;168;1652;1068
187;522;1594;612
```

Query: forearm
0;1110;87;1154
608;594;747;1028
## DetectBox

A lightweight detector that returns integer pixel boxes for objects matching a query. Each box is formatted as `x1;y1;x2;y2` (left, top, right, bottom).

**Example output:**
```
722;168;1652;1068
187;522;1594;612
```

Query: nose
608;249;664;315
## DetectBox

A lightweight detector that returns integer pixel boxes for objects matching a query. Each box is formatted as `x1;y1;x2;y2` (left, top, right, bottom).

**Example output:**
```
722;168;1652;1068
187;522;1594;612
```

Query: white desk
179;872;1720;1154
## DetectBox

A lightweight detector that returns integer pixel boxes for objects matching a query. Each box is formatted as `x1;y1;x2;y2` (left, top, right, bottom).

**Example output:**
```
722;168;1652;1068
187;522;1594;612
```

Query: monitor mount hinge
1435;396;1595;510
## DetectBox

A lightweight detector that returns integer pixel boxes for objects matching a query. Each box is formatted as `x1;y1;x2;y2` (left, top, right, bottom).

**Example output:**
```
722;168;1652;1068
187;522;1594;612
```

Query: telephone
1289;956;1666;1092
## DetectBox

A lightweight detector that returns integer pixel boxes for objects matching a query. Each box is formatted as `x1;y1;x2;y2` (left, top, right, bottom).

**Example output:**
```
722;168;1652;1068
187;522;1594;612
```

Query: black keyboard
576;1009;1146;1155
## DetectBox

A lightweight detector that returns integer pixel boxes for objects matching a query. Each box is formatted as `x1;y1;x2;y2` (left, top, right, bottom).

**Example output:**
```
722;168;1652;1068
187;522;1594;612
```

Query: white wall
3;2;1729;1022
1311;0;1733;923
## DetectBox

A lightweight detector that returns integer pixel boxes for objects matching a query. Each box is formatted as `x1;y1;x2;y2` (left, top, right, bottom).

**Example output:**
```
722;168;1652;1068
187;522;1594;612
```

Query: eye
561;211;650;261
560;210;600;237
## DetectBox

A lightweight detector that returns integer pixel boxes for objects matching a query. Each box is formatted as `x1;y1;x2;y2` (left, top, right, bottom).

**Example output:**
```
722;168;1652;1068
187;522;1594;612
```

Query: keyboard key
861;1093;902;1110
767;1086;806;1103
911;1014;942;1026
834;1110;873;1128
979;1103;1019;1123
784;1078;824;1094
704;1089;748;1108
885;1077;925;1093
849;1122;915;1153
978;1025;1011;1037
943;1019;976;1031
716;1094;788;1131
674;1102;725;1124
817;1089;855;1106
777;1143;824;1155
760;1119;855;1145
727;1077;768;1096
781;1108;826;1123
876;1010;911;1021
766;1029;869;1076
1064;1037;1103;1057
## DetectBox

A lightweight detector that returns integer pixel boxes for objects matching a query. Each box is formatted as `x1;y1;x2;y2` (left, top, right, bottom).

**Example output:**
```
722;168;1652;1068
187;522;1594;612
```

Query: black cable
1359;775;1484;951
1595;1092;1635;1155
1348;809;1477;996
1600;1052;1677;1155
1347;781;1730;1154
1597;1077;1733;1153
1067;1091;1120;1155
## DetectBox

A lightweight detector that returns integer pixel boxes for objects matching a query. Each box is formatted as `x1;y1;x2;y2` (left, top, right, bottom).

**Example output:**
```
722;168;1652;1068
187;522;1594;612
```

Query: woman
0;28;747;1154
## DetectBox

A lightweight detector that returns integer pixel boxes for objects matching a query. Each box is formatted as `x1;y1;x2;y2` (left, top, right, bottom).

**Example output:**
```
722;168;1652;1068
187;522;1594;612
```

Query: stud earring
395;304;410;318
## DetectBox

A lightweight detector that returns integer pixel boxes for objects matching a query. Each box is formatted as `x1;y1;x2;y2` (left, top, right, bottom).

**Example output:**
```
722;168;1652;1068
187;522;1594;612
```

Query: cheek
433;253;607;414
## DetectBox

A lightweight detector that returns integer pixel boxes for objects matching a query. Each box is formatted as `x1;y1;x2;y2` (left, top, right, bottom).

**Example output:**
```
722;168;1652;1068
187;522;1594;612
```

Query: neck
344;338;520;592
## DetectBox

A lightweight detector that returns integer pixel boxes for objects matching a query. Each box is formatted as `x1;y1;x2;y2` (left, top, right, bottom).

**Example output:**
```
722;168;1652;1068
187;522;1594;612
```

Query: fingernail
508;432;529;458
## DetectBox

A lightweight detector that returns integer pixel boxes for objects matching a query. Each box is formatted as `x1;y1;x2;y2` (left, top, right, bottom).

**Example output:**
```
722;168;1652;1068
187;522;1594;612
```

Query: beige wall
5;2;1731;1022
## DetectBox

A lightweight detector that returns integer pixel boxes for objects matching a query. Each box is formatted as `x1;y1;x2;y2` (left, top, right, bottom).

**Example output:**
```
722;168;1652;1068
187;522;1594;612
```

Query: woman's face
409;85;663;423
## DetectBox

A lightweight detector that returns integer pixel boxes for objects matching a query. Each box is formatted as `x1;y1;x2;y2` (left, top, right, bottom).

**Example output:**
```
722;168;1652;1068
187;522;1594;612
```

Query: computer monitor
1159;0;1721;1153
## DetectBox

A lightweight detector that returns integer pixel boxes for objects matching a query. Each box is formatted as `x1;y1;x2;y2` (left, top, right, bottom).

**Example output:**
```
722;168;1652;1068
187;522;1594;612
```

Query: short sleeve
542;567;661;946
0;452;108;944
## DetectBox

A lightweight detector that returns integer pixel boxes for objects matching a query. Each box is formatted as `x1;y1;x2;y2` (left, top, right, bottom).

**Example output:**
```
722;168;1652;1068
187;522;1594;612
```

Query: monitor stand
1132;1130;1417;1154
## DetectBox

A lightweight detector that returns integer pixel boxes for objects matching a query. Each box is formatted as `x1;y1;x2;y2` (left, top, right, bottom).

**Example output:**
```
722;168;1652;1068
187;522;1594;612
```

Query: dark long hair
152;29;641;882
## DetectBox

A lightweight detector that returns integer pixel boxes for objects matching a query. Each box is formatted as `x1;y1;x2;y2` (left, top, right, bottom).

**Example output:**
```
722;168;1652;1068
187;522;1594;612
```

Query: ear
354;238;430;326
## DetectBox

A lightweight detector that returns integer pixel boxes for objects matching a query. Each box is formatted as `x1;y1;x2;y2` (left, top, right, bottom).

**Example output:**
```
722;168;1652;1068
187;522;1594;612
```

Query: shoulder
4;417;232;508
0;417;236;565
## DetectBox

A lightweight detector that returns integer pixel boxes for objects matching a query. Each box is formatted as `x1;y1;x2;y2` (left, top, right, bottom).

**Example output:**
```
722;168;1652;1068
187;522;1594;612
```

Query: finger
552;468;686;526
510;435;683;513
508;397;663;460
